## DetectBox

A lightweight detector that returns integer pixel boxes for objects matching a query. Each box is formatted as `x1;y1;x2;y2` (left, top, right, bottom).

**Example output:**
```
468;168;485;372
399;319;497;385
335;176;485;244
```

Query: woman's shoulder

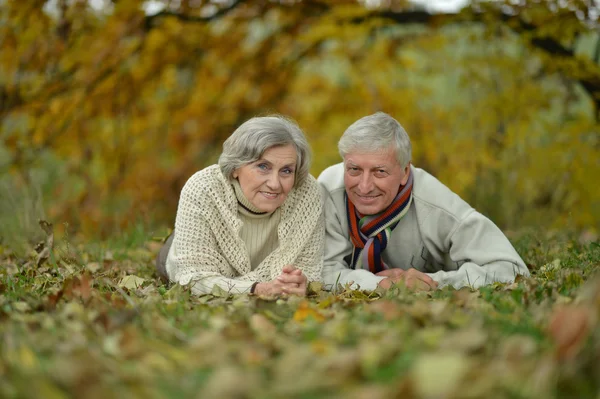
285;174;323;216
293;174;321;198
180;164;229;198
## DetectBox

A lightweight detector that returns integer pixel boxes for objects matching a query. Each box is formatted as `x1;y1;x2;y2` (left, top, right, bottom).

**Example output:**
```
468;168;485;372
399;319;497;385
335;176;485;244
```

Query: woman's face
233;144;297;213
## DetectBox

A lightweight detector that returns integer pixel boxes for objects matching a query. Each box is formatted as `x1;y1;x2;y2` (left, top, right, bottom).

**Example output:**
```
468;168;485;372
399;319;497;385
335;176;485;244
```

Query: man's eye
374;170;388;176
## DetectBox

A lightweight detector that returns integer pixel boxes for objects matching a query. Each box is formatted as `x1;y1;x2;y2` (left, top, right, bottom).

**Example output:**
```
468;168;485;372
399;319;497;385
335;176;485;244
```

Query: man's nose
358;173;373;193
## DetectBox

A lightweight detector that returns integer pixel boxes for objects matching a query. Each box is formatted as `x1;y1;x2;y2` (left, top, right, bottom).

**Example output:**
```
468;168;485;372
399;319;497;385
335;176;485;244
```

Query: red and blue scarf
345;170;413;273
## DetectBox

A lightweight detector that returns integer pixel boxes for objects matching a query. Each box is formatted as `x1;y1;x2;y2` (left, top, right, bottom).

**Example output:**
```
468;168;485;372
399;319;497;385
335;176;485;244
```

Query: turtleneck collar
232;179;274;218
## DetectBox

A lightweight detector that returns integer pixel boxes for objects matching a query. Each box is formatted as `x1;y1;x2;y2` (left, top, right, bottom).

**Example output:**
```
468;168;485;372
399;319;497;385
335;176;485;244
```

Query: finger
417;279;433;291
277;274;305;285
406;269;436;286
282;265;297;274
416;274;437;288
282;285;307;296
406;278;431;291
380;277;397;289
376;270;395;277
414;276;437;290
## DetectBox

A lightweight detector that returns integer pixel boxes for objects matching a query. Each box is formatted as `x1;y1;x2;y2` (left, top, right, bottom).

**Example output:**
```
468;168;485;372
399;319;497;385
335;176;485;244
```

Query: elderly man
318;112;529;291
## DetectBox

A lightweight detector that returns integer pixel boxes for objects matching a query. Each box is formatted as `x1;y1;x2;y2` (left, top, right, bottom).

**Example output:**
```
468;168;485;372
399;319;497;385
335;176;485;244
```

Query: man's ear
400;162;411;186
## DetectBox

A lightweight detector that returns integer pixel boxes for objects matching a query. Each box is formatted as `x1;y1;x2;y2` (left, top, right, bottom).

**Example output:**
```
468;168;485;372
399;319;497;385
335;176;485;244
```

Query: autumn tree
1;0;598;237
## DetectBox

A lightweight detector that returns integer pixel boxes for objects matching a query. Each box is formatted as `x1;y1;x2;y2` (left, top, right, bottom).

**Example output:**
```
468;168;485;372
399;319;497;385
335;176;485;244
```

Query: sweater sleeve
167;177;260;296
426;209;530;289
321;192;385;292
292;203;325;282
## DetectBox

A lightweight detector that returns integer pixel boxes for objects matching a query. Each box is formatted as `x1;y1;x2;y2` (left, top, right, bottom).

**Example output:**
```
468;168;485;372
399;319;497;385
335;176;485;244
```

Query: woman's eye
281;168;294;175
257;163;269;170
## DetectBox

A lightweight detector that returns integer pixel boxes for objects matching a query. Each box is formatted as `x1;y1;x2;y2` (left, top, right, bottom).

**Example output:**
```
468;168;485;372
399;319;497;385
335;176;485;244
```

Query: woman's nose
266;173;282;190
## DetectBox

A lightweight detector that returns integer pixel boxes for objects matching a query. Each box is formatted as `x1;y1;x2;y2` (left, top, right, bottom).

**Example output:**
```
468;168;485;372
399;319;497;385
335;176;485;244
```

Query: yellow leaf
412;352;470;398
293;301;326;323
118;275;145;290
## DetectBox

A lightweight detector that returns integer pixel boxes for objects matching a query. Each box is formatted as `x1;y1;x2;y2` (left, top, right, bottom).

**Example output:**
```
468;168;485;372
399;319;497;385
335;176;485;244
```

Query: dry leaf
118;275;146;290
548;305;591;360
412;352;470;398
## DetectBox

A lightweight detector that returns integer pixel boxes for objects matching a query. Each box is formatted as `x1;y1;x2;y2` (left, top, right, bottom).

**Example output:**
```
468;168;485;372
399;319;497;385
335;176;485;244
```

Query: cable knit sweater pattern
167;165;324;294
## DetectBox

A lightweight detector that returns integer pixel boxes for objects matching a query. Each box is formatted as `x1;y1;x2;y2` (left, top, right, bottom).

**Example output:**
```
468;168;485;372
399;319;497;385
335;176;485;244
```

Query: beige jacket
167;165;324;295
318;163;529;291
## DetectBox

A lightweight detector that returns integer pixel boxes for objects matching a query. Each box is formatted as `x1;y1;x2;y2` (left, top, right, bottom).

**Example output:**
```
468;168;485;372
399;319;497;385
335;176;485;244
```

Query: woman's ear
232;170;238;179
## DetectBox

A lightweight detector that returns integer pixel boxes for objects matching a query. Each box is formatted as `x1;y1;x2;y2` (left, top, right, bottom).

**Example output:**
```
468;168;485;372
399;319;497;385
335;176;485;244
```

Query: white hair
338;112;412;167
218;115;312;187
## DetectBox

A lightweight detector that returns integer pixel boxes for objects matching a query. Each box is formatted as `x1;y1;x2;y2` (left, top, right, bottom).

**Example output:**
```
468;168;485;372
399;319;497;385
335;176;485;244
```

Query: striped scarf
346;170;413;273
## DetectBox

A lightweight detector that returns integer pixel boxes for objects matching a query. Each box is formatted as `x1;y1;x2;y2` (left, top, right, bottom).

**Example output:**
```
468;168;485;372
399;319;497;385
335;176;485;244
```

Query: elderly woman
156;115;324;296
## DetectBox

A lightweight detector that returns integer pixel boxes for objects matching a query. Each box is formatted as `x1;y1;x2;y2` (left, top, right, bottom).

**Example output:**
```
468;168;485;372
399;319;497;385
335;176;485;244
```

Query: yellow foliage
293;301;327;323
0;0;599;235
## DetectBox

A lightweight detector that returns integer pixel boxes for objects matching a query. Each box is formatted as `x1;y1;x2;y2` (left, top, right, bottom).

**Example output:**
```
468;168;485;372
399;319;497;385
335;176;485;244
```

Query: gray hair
338;112;412;167
218;115;312;187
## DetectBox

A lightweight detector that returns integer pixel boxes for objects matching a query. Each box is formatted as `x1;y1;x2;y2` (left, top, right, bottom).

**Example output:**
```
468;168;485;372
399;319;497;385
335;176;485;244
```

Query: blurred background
1;0;599;248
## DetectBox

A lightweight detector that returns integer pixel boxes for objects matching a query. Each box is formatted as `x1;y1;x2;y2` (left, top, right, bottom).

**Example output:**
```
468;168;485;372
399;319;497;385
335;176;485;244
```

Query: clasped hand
254;265;308;296
376;268;438;291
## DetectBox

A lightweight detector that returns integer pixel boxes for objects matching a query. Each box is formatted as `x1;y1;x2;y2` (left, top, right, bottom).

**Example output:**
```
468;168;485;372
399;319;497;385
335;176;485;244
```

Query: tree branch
345;5;600;113
144;0;243;29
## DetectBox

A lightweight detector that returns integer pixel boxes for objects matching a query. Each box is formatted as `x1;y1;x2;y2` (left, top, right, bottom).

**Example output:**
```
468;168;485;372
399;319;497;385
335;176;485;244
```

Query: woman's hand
254;265;308;296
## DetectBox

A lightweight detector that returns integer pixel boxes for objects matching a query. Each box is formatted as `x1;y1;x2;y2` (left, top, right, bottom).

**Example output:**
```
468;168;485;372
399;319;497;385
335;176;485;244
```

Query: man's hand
254;265;308;296
376;269;406;279
376;268;438;291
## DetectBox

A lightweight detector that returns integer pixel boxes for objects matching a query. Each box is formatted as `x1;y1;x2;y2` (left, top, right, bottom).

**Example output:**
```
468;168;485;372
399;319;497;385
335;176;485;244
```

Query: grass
0;225;598;398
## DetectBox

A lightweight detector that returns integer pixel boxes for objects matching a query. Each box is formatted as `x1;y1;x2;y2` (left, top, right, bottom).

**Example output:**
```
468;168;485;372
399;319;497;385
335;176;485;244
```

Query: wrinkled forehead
343;148;400;167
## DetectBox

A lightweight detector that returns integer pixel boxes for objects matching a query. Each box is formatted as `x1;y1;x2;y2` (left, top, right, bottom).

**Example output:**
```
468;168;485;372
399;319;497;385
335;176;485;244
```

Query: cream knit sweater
232;179;281;268
166;165;324;295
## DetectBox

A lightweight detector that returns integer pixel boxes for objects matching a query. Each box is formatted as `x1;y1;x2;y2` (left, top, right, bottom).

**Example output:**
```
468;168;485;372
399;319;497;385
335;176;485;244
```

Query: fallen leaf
12;302;31;312
307;281;323;295
412;352;470;398
86;262;101;273
250;313;277;335
367;300;402;320
204;367;262;398
118;275;145;290
36;220;54;267
441;327;488;353
293;301;326;323
548;305;591;360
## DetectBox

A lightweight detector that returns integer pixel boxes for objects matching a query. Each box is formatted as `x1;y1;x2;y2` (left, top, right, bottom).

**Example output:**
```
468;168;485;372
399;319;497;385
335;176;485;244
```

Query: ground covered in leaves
1;225;599;398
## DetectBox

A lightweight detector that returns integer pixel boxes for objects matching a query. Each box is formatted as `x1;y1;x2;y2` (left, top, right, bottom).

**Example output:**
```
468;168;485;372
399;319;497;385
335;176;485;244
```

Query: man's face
343;149;410;215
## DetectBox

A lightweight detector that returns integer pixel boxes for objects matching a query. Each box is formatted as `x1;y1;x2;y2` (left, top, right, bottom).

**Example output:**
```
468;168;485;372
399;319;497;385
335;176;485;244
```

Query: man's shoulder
317;163;346;194
412;166;473;220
